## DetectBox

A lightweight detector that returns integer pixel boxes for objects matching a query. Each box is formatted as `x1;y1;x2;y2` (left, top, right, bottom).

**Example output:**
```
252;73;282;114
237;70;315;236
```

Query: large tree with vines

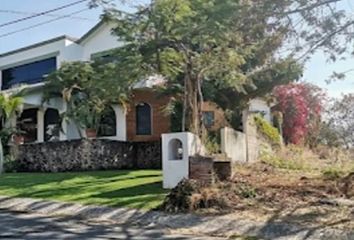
90;0;354;135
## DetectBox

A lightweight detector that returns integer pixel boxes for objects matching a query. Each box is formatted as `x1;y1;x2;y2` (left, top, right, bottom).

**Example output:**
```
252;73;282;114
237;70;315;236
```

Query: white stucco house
248;98;273;123
0;19;275;146
0;21;172;144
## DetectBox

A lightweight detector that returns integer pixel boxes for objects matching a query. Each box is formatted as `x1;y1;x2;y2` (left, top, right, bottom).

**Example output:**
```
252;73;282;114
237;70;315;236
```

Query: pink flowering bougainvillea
273;83;326;146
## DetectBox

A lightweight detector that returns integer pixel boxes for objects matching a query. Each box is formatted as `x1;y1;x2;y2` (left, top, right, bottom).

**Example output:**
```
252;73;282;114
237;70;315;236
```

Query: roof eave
0;35;78;58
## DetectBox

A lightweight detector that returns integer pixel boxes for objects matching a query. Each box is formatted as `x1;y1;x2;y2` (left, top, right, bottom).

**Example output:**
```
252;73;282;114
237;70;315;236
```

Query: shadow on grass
0;170;167;210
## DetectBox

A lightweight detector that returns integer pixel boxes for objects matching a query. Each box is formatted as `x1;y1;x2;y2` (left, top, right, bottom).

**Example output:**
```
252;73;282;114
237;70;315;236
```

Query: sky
0;0;353;98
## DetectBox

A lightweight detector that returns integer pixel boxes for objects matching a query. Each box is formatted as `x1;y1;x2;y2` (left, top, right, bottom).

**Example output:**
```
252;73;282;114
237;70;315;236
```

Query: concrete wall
162;132;206;189
221;127;247;163
244;113;260;163
221;111;274;164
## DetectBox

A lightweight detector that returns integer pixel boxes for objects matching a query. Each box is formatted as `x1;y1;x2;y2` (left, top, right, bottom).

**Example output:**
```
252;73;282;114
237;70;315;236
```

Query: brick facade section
126;89;171;142
189;156;214;186
201;101;230;132
213;161;232;181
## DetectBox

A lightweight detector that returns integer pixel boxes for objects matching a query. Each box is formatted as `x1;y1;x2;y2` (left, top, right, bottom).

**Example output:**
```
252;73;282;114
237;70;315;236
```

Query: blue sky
0;0;353;98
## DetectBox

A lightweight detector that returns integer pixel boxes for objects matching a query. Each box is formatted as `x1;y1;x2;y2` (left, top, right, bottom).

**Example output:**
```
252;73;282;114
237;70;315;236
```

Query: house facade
0;21;172;144
0;20;271;146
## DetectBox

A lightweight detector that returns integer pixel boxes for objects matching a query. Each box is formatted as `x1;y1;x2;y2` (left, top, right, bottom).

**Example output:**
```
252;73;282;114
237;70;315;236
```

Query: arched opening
17;108;38;143
168;138;183;160
98;106;117;137
136;103;152;135
44;108;60;142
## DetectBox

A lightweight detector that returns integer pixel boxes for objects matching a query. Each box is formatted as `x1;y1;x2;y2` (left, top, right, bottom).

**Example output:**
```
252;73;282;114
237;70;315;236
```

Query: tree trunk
181;52;203;137
185;74;203;137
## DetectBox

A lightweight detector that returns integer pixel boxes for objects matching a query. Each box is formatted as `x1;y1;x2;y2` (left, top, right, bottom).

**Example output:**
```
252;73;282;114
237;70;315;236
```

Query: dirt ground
161;162;354;232
222;163;354;230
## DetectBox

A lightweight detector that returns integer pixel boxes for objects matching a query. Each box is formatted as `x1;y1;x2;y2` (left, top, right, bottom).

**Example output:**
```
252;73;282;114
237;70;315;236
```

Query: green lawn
0;170;167;210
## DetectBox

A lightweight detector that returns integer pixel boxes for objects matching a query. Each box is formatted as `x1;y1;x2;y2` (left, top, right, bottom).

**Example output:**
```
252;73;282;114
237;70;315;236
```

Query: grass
0;170;167;210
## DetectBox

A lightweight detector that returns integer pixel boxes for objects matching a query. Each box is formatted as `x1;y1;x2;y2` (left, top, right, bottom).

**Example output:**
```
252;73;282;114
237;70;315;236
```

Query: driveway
0;210;223;240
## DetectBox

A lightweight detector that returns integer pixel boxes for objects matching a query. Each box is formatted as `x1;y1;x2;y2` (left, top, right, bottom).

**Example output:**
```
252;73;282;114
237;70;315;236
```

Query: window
95;54;121;65
91;49;121;65
17;108;38;143
1;57;56;90
44;108;60;142
136;103;152;135
202;111;215;128
98;107;117;137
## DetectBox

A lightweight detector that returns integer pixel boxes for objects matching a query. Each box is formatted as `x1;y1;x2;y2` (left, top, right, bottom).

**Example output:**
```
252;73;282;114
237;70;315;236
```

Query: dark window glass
136;103;152;135
17;108;38;143
202;111;215;128
44;108;60;142
96;54;121;64
1;57;56;90
92;50;122;65
98;107;117;137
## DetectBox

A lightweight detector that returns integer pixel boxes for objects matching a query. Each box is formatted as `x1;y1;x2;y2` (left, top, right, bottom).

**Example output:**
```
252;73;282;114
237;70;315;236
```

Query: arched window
136;103;152;135
98;106;116;137
44;108;60;142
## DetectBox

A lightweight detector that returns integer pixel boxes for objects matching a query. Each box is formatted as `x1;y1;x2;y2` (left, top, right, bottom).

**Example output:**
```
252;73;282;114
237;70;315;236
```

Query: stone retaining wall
13;139;161;172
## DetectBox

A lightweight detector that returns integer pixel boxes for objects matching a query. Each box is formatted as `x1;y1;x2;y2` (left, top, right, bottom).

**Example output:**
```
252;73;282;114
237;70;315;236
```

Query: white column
113;105;127;141
60;102;67;141
37;108;45;143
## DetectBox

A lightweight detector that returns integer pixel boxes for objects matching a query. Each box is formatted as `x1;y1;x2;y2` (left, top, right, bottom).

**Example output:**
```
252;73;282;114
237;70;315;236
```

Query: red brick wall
126;89;171;142
201;101;230;132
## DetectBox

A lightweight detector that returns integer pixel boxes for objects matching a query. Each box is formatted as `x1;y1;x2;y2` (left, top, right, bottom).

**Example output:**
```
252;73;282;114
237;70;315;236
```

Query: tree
273;83;326;146
90;0;354;135
43;60;133;136
0;94;23;173
203;59;303;128
89;0;306;136
325;94;354;149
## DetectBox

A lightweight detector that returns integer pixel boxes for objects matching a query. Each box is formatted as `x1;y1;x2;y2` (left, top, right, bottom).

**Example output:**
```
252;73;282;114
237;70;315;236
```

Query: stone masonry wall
14;139;161;172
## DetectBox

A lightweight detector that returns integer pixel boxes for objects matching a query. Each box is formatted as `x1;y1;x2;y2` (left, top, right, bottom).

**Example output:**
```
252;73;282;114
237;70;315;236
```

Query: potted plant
66;102;103;139
13;134;25;145
82;111;99;138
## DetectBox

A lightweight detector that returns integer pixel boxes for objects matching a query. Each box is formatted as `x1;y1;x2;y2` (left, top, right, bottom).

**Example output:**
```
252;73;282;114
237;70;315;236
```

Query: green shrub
254;115;281;147
322;168;345;180
3;155;18;173
237;184;257;199
204;131;221;154
260;148;309;171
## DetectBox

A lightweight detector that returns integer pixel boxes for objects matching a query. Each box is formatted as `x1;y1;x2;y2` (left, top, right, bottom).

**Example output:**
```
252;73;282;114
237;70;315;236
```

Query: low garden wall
13;139;161;172
189;156;232;185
